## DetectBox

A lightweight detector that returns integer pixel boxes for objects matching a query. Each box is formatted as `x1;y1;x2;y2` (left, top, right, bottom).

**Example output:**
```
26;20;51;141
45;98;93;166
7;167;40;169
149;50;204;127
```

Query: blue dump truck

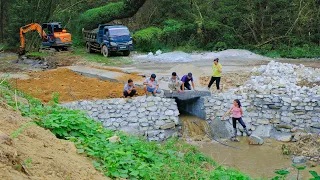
83;24;133;57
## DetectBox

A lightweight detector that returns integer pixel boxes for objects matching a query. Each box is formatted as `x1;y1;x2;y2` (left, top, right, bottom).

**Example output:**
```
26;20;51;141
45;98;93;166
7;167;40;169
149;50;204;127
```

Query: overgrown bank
0;81;251;179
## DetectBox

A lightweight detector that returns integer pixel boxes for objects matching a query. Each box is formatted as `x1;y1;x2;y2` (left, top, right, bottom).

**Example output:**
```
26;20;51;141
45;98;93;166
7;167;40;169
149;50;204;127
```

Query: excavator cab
41;22;72;49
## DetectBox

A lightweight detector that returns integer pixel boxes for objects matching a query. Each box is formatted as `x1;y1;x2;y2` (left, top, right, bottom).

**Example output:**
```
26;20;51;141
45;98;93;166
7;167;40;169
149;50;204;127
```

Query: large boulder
292;156;307;164
248;135;264;145
252;125;272;137
276;134;293;142
209;117;233;138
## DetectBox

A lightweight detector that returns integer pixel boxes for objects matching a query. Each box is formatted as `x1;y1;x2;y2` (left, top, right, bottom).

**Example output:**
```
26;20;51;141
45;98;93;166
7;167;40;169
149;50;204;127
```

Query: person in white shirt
168;72;182;93
143;74;161;96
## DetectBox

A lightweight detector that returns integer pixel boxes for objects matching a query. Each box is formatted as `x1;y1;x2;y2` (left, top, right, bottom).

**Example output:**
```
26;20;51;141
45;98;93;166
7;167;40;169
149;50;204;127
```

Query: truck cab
84;24;133;57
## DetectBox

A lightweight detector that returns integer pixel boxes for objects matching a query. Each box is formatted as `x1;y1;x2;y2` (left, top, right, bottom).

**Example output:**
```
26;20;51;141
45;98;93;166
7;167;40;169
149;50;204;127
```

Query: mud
198;138;320;179
181;114;320;179
0;103;106;180
179;114;211;142
14;68;144;103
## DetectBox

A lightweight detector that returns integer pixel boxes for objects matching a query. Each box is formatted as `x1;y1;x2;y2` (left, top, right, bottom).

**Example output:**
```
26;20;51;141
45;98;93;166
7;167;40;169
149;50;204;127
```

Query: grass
26;52;49;57
0;80;252;180
73;48;133;66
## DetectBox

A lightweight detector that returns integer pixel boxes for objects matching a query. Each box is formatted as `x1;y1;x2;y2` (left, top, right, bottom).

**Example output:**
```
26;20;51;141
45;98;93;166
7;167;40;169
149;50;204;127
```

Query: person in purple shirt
180;72;196;92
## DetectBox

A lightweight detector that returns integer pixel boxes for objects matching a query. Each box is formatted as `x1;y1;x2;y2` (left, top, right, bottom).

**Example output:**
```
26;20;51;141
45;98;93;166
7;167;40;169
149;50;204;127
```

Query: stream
179;114;320;179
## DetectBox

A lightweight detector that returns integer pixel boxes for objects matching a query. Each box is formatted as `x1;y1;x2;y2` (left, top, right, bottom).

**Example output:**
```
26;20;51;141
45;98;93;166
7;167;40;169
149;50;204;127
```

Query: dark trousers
180;82;191;90
123;90;136;97
208;76;221;90
232;117;246;129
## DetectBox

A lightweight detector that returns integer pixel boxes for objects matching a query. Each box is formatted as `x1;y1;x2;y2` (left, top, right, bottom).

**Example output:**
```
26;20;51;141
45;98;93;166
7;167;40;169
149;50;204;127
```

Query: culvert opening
175;97;206;119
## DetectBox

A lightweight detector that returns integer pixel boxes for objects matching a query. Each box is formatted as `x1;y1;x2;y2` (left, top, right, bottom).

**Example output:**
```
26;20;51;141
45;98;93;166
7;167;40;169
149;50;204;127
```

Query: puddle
180;114;320;179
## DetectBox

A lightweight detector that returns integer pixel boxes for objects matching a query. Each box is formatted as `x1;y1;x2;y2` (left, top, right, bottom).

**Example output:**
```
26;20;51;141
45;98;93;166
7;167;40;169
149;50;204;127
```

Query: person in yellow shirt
207;58;222;91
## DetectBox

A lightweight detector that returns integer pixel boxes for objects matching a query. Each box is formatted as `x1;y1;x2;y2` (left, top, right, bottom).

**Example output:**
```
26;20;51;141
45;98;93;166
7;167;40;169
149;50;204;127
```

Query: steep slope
0;102;107;180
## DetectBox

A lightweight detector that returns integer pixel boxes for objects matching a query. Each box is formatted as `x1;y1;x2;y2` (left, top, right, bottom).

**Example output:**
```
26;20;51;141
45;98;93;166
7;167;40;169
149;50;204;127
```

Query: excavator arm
19;23;47;53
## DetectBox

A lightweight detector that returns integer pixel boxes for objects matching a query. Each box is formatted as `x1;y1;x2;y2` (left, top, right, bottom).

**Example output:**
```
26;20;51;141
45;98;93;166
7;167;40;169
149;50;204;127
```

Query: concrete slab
66;66;124;82
163;90;211;100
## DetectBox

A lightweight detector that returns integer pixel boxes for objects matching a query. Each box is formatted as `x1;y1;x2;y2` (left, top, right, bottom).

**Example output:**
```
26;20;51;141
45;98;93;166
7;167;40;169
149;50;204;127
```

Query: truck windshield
109;28;130;36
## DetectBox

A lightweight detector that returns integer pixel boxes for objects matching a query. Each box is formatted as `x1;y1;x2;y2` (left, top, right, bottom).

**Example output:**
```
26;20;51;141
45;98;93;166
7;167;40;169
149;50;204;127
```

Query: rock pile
204;62;320;140
235;61;320;96
61;96;180;141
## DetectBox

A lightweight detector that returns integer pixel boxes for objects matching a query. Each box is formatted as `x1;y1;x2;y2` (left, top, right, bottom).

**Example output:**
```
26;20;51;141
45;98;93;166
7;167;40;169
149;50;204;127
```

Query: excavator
19;22;72;55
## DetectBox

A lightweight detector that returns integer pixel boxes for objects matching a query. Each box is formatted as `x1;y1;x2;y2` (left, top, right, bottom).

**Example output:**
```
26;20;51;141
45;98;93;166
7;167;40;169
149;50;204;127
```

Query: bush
132;27;164;52
252;42;320;58
214;42;227;51
162;19;197;48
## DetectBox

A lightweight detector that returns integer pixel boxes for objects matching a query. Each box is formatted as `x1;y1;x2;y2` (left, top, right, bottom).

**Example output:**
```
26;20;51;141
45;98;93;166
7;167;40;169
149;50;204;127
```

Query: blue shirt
181;75;193;83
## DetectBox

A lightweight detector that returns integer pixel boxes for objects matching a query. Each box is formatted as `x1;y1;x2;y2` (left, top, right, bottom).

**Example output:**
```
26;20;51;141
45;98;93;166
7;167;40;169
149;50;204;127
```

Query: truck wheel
86;42;93;53
102;45;109;57
123;50;130;56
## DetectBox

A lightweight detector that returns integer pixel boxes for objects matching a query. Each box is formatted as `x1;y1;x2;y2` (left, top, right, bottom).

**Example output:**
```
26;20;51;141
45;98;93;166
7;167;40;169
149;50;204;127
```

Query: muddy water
180;114;320;179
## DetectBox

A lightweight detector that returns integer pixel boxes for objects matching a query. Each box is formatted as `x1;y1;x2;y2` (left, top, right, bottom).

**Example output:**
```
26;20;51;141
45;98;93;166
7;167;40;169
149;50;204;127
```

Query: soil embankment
0;103;106;179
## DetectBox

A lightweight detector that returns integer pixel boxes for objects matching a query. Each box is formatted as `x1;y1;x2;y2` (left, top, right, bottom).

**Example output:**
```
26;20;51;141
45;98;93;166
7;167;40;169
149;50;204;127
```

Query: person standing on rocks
207;58;222;92
143;74;161;96
180;72;196;92
168;72;182;93
221;99;251;142
123;79;137;98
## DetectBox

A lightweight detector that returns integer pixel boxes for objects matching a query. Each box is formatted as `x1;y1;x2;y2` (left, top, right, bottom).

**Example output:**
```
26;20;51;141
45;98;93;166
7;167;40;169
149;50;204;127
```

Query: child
222;99;251;142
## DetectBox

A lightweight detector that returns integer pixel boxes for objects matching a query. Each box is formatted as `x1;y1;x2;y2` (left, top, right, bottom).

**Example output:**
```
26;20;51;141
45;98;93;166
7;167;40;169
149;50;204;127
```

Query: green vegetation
1;0;319;58
26;52;49;57
0;81;251;179
132;27;163;52
15;158;32;171
73;48;133;66
271;165;320;180
80;2;124;30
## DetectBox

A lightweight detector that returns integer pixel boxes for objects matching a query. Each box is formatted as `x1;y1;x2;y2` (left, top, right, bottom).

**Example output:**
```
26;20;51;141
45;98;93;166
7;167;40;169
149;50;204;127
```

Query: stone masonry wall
203;93;320;139
60;96;180;141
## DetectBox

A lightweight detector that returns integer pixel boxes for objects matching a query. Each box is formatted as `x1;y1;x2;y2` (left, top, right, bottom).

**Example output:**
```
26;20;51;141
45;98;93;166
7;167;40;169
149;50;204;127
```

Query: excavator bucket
17;48;26;56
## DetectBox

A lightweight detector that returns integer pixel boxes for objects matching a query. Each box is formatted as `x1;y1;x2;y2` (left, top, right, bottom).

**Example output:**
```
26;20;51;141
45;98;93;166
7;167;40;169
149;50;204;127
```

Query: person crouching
123;79;136;98
143;74;161;96
168;72;182;93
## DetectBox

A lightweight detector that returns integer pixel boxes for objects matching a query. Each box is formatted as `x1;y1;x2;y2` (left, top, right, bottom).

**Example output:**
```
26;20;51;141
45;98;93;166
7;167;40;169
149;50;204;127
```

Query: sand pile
168;64;205;86
0;103;106;179
200;72;251;91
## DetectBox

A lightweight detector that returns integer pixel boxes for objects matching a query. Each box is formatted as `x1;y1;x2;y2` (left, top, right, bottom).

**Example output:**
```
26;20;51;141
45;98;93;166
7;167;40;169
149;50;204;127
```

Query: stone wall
60;96;180;141
203;93;320;140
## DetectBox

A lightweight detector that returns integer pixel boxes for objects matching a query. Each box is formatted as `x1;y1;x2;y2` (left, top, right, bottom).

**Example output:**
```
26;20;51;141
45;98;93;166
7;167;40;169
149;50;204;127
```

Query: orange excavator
19;22;72;55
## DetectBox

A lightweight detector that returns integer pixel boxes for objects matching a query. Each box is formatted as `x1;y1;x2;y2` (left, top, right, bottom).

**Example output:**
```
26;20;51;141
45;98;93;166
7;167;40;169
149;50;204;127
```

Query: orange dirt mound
14;68;144;103
90;66;144;82
0;104;106;180
90;66;124;73
200;72;251;91
115;72;144;82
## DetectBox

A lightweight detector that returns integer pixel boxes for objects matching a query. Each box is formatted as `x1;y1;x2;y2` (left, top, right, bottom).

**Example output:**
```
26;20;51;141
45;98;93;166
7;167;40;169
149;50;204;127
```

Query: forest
0;0;319;58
